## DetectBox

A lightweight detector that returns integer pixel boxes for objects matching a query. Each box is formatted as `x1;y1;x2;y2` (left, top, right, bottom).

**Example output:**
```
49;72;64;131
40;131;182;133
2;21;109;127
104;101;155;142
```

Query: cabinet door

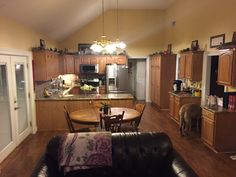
74;56;82;74
65;55;75;74
201;117;214;146
217;51;233;86
115;56;127;65
179;55;186;79
169;94;174;117
185;54;193;79
106;56;115;64
174;98;180;122
98;56;106;74
81;56;91;64
90;56;98;65
33;51;47;81
46;52;59;79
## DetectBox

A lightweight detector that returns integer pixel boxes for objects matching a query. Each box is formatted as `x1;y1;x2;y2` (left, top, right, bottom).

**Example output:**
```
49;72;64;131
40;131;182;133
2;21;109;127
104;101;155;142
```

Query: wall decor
40;39;45;49
210;34;225;48
78;43;92;54
232;31;236;43
191;40;199;50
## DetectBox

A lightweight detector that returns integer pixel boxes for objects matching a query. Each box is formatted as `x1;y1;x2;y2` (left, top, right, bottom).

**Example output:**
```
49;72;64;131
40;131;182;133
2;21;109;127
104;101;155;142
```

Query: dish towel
58;132;112;174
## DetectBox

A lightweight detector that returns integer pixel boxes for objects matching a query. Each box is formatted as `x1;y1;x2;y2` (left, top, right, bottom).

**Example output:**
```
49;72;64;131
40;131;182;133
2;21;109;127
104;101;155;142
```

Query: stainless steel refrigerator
106;64;129;93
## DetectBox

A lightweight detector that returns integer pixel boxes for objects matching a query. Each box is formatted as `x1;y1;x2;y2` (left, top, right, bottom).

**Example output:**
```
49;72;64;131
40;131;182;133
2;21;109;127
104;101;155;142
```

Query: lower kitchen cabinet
169;92;201;124
201;107;236;153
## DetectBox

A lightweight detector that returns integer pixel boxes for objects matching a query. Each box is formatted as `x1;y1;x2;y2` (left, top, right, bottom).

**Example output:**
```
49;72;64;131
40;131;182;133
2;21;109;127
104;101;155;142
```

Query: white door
11;56;31;145
136;61;146;100
0;55;31;162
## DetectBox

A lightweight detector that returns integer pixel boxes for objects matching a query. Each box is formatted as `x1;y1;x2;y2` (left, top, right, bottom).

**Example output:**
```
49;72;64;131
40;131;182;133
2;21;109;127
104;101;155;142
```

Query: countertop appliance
173;80;182;92
80;78;99;87
80;64;99;74
106;64;128;93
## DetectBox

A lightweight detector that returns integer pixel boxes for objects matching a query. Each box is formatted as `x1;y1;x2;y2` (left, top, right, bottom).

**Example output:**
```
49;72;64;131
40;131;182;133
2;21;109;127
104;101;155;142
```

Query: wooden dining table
69;107;141;125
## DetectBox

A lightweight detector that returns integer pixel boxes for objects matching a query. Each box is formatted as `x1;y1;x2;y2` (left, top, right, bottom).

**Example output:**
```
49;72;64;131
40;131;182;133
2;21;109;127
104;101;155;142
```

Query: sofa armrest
170;150;198;177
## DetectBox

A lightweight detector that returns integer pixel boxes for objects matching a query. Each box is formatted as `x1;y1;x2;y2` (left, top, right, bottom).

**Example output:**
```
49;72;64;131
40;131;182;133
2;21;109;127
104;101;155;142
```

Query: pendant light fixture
90;0;114;54
114;0;126;50
90;0;126;54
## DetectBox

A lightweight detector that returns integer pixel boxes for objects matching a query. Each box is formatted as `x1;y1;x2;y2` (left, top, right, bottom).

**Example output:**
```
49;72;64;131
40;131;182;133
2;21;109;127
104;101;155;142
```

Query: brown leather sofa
31;132;198;177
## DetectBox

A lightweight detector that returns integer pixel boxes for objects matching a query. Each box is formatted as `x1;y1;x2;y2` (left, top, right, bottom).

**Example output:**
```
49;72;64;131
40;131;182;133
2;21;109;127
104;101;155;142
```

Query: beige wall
0;15;58;51
163;0;236;53
61;10;165;57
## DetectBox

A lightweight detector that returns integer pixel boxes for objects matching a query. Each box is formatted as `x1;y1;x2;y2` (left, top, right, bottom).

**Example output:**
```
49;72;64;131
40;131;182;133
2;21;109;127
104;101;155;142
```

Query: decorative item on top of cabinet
150;54;176;109
33;50;59;81
179;51;204;81
201;107;236;153
217;49;236;87
59;54;74;74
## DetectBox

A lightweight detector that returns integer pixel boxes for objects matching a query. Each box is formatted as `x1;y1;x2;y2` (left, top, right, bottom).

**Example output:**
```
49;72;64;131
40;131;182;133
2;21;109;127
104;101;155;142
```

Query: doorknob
14;107;20;110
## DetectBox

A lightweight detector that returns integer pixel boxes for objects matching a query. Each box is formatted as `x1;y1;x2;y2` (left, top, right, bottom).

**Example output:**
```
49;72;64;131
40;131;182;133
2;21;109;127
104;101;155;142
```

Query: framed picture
210;34;225;48
78;43;92;53
232;31;236;43
191;40;198;50
40;39;45;49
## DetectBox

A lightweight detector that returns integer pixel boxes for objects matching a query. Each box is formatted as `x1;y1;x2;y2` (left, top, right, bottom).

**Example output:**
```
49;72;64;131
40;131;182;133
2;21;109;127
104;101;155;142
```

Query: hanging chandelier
90;0;126;54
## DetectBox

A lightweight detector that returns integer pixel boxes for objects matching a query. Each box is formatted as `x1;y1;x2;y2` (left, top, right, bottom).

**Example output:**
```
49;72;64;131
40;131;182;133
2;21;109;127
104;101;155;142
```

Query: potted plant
100;101;111;114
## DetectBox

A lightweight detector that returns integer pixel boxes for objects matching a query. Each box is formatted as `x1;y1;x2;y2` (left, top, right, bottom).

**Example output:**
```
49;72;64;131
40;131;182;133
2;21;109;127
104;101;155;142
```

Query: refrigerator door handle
116;77;119;88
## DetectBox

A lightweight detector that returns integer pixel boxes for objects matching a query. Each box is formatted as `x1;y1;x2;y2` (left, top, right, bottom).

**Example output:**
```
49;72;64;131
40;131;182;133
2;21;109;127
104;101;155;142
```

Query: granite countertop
35;93;134;101
169;91;201;98
201;105;236;113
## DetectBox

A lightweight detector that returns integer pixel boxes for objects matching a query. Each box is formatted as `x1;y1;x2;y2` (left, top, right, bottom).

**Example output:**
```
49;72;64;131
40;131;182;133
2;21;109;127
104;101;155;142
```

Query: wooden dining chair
100;111;125;132
133;103;146;129
63;106;92;133
121;103;146;132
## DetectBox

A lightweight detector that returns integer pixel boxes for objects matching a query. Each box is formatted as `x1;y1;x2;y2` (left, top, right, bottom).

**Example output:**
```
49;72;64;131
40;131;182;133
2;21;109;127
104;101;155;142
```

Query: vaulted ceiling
0;0;175;41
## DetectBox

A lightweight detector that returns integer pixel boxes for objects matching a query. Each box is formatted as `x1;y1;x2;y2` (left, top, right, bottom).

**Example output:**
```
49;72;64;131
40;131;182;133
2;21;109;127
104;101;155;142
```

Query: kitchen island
35;93;134;131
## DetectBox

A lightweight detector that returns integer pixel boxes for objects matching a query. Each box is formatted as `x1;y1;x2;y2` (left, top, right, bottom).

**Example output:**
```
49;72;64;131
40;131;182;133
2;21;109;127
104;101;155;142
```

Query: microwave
80;64;99;73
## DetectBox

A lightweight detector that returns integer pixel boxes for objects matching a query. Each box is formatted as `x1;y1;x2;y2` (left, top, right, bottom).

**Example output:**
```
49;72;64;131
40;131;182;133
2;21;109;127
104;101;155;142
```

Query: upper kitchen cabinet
113;55;127;65
150;54;176;109
217;49;236;87
179;51;204;81
59;54;74;74
33;50;59;81
74;55;82;74
97;56;106;74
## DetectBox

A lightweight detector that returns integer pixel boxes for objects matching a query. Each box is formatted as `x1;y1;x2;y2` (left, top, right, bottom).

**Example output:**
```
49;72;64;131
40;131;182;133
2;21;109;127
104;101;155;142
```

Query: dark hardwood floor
1;103;236;177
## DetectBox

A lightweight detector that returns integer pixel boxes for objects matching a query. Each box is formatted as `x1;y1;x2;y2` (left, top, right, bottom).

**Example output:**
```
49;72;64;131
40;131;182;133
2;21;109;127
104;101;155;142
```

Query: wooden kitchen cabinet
74;55;127;74
74;55;82;74
179;51;203;81
113;55;127;65
169;93;175;117
169;92;201;124
98;56;106;74
201;107;236;152
59;54;74;74
150;54;176;109
217;49;236;87
33;50;59;81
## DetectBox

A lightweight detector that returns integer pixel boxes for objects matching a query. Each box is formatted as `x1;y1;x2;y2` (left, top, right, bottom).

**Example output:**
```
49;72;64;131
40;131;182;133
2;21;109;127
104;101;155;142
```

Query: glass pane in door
0;65;12;151
15;64;28;134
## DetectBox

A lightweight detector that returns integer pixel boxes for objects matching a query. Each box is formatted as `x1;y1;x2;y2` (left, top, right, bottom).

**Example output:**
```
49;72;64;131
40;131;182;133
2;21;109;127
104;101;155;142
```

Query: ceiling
0;0;175;41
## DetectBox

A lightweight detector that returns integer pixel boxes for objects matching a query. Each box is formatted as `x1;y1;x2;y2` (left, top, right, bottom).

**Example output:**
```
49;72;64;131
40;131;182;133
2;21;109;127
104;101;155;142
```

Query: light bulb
90;43;103;53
